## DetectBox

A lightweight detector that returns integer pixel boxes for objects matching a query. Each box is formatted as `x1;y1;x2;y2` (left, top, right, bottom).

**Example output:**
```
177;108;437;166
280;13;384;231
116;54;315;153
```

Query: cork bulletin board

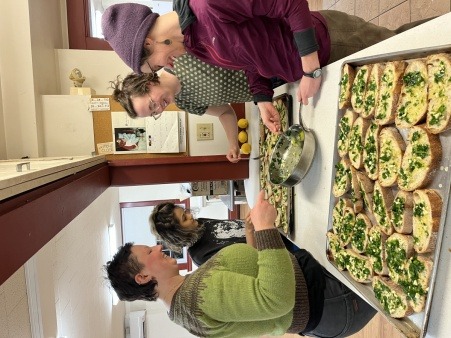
91;95;189;160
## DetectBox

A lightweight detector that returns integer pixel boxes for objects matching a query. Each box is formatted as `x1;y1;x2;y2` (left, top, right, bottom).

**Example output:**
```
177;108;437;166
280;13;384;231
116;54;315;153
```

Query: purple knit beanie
101;3;159;72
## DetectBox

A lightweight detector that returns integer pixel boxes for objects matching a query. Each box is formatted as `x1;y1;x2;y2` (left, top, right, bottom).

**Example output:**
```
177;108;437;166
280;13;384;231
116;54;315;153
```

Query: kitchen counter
245;13;451;337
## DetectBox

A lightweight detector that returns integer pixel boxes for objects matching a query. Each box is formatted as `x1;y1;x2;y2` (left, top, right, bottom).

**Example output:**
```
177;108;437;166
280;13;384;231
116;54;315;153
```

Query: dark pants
320;10;396;64
320;10;436;64
302;268;376;337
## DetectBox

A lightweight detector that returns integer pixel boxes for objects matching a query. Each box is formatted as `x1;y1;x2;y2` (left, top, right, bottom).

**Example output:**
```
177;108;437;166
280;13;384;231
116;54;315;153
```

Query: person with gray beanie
101;1;434;135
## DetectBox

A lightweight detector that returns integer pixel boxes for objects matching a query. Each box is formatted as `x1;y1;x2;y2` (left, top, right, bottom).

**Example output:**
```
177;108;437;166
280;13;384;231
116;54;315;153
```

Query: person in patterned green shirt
105;190;376;337
111;53;254;163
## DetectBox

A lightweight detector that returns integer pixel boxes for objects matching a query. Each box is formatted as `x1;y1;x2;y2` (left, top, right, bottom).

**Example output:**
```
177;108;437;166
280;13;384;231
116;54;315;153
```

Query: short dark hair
105;242;158;302
150;203;204;252
109;73;160;118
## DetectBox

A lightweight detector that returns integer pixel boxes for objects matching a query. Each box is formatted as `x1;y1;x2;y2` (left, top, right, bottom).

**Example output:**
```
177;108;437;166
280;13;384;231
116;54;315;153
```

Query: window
66;0;173;50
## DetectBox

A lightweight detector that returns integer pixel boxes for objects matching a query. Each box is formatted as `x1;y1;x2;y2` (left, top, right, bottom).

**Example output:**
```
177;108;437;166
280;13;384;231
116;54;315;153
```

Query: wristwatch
303;68;322;78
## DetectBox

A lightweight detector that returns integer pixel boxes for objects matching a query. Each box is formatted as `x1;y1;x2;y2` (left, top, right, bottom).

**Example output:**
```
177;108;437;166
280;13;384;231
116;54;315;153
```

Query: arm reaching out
257;102;281;133
244;212;256;248
298;51;322;105
251;190;277;231
205;105;240;162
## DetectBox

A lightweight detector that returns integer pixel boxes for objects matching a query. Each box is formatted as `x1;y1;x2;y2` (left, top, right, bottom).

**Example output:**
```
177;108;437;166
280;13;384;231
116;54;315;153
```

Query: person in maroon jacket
101;1;432;134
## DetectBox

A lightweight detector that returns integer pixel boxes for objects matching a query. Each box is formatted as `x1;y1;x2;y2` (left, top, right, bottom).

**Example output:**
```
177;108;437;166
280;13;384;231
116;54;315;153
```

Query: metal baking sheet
326;44;451;338
259;93;294;237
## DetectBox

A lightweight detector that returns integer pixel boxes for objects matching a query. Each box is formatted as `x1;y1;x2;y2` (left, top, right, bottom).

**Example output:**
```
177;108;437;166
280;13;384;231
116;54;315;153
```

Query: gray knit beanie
101;3;159;72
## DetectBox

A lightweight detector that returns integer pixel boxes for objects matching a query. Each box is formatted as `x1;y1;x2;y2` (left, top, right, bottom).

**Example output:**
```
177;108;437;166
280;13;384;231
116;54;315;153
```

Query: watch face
312;69;322;78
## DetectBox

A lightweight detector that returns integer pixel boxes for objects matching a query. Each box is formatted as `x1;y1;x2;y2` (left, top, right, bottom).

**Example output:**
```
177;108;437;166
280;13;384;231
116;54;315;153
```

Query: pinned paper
97;142;114;154
89;98;110;111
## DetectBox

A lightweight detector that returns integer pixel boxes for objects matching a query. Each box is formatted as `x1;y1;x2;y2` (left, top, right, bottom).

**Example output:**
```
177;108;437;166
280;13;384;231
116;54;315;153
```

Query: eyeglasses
148;92;162;120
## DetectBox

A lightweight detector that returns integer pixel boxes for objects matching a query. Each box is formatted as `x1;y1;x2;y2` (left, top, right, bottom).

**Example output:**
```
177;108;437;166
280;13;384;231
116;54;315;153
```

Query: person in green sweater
106;190;376;337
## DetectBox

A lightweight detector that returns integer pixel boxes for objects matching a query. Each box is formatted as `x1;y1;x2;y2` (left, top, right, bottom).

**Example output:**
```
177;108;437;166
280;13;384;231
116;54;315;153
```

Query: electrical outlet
196;123;214;140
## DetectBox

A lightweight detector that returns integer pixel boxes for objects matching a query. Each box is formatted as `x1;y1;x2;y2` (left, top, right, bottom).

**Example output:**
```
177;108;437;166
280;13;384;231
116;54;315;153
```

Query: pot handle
298;103;312;132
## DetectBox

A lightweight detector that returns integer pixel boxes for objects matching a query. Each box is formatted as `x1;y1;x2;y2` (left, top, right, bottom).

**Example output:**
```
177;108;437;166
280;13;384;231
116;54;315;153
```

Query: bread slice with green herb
373;276;414;318
332;198;353;237
386;233;414;283
350;166;364;213
351;65;373;114
412;189;442;253
362;63;384;118
346;249;373;283
363;121;381;180
426;53;451;134
401;256;433;313
327;231;349;271
351;213;373;253
337;109;358;157
348;117;371;169
391;190;413;234
339;206;356;246
378;127;406;187
356;171;374;211
338;64;356;110
333;157;352;197
372;180;394;235
366;227;389;275
396;59;429;128
374;61;407;125
398;125;442;191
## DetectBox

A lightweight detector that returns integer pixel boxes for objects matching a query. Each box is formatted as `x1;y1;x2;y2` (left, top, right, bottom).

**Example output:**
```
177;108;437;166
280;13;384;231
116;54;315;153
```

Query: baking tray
326;44;451;338
259;93;294;237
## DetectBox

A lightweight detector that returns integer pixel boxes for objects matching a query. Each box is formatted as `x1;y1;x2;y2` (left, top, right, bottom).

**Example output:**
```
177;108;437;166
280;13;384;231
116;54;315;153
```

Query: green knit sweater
168;228;310;337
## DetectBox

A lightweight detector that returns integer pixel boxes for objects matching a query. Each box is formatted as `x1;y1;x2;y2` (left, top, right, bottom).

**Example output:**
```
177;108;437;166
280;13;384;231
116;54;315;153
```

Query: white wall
34;187;125;338
55;48;231;157
41;95;96;156
0;0;63;159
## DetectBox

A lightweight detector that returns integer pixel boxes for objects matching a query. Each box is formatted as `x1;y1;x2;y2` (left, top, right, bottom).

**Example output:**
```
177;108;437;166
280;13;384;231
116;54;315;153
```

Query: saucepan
268;104;316;187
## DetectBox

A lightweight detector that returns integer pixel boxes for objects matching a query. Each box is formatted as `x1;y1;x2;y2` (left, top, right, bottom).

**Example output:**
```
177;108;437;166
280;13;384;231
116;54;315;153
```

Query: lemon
240;143;251;154
238;130;248;143
237;118;249;129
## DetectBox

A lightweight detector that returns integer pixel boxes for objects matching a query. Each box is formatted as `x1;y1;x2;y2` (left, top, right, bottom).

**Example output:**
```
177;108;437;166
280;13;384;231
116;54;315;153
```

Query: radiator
129;310;146;338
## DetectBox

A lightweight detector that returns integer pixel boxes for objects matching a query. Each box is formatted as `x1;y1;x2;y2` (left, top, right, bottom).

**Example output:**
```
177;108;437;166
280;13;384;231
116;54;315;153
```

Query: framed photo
111;111;147;153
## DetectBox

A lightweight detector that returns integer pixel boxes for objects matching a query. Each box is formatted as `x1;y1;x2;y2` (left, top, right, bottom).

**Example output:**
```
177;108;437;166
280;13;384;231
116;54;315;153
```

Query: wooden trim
66;0;112;50
109;155;249;186
0;163;110;285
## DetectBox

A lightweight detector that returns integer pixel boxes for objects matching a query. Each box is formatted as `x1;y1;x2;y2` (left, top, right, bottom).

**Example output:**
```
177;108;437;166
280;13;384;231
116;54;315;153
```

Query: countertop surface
245;12;451;338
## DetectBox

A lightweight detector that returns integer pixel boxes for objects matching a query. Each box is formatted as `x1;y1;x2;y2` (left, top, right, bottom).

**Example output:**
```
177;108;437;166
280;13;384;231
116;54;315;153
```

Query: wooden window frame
66;0;112;50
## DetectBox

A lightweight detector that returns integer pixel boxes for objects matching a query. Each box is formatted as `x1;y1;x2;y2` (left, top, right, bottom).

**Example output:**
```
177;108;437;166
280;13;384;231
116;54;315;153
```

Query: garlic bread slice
337;109;358;157
373;276;414;318
346;249;373;283
412;189;442;253
396;59;428;128
386;233;414;283
348;117;371;169
378;127;406;187
398;125;442;191
338;64;356;110
351;213;373;254
363;121;381;180
426;53;451;133
362;63;384;118
391;190;413;234
375;61;406;125
366;227;389;275
351;65;373;114
372;180;394;235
